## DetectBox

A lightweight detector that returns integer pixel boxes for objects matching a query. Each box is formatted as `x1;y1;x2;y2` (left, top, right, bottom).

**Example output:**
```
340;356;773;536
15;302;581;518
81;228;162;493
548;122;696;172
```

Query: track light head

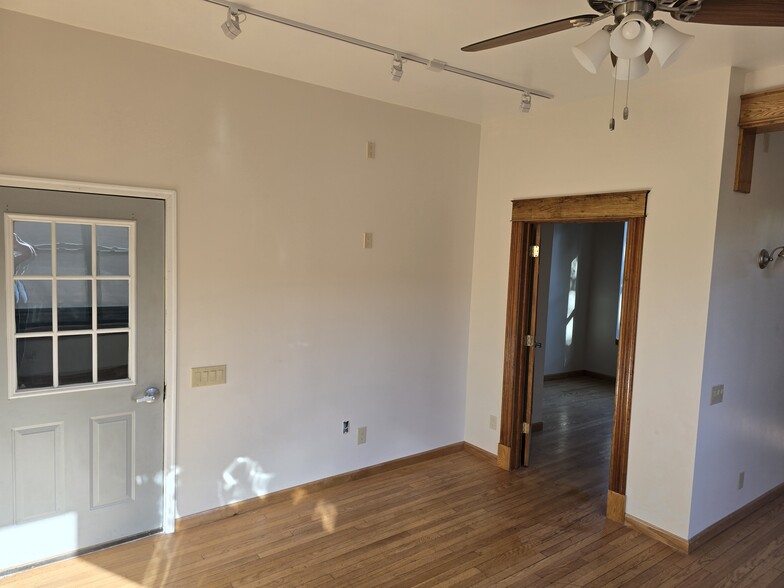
391;54;404;82
222;7;243;40
520;91;532;113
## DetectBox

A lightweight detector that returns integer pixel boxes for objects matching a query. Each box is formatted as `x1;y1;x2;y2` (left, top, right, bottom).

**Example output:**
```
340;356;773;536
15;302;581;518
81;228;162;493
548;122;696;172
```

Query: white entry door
0;186;165;572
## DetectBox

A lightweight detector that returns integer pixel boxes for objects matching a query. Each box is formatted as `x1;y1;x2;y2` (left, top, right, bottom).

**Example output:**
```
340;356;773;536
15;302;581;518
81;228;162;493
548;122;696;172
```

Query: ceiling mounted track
203;0;554;101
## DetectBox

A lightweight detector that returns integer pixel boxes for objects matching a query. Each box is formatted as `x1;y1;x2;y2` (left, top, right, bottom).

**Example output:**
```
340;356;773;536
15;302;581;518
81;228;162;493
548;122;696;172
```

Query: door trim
0;174;178;534
498;190;647;523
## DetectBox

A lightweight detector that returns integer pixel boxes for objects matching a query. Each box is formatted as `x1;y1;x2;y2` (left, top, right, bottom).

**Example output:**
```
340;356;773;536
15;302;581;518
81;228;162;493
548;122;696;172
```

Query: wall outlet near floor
343;420;350;434
357;426;367;445
489;415;497;430
738;471;745;490
711;384;724;405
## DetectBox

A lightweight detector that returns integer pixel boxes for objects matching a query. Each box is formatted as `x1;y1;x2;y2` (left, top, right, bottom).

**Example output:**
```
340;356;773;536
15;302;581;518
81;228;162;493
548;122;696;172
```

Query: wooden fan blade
686;0;784;26
462;15;597;52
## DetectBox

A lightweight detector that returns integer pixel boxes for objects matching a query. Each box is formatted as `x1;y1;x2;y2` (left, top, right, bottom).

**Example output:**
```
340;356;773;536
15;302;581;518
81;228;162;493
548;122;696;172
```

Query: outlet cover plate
357;426;367;445
711;385;724;405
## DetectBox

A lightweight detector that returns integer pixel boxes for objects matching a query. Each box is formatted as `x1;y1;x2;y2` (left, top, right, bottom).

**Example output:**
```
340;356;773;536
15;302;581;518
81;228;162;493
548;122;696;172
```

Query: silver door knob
134;387;161;404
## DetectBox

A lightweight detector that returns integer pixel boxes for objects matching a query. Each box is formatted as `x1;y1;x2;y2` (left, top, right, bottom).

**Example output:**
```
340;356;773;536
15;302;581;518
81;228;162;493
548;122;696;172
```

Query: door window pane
17;337;54;389
15;280;52;333
97;226;129;276
58;281;92;331
98;333;129;381
56;223;92;276
12;221;51;276
58;335;92;385
97;281;129;329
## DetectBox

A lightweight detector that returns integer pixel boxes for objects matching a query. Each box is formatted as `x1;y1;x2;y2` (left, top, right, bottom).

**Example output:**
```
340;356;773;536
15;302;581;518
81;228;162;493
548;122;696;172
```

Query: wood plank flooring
4;376;784;586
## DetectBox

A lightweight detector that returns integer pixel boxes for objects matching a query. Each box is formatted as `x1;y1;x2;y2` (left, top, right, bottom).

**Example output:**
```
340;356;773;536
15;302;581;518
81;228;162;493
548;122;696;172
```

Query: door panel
0;187;165;572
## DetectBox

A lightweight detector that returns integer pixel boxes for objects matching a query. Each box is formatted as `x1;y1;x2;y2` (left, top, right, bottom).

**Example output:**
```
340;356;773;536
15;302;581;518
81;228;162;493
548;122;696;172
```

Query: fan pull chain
623;60;631;121
609;66;618;131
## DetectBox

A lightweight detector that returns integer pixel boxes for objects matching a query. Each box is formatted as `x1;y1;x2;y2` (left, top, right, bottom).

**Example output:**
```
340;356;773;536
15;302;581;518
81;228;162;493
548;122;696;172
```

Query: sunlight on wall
565;257;579;347
220;457;275;506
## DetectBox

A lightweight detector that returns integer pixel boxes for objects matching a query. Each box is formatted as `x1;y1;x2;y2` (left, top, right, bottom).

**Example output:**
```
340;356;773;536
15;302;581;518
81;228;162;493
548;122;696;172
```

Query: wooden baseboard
497;443;512;470
688;480;784;552
463;442;497;464
176;442;465;532
606;490;626;523
544;370;616;383
626;514;689;553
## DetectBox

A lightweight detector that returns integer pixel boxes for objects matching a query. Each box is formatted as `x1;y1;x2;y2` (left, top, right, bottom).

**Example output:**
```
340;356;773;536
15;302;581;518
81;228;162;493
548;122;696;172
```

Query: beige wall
464;68;733;539
0;11;480;517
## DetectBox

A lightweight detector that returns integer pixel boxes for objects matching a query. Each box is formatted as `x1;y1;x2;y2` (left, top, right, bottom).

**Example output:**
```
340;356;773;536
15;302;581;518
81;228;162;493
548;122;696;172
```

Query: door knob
133;387;161;404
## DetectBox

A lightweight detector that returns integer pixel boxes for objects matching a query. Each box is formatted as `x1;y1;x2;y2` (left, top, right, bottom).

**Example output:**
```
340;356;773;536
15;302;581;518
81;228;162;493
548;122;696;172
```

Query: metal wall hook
759;246;784;269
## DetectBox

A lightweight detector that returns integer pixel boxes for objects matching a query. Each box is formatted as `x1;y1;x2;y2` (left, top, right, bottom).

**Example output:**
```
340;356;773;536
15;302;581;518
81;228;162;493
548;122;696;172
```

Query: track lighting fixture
520;92;532;113
222;7;243;39
390;54;404;82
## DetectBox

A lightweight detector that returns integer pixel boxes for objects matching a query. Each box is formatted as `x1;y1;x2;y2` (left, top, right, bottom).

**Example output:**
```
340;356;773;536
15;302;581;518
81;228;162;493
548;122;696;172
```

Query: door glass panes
56;223;92;276
97;226;129;276
98;333;129;381
16;338;54;389
6;214;135;395
97;280;129;329
58;335;92;385
15;280;52;333
57;281;92;331
12;221;51;276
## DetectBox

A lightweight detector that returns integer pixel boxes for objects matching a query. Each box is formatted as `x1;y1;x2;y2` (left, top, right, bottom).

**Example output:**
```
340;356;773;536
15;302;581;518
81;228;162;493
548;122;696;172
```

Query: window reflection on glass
98;333;129;381
15;280;53;333
97;281;129;329
565;257;579;347
13;221;51;276
56;223;92;276
17;337;54;389
58;335;92;385
58;281;92;331
96;226;129;276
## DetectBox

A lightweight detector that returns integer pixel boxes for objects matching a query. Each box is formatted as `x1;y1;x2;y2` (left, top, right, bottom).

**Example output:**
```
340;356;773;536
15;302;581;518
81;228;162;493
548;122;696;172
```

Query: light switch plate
711;384;724;405
192;365;227;387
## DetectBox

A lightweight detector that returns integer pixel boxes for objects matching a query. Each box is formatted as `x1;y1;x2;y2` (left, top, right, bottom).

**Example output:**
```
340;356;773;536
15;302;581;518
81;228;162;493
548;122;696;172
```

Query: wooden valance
735;87;784;193
511;191;647;223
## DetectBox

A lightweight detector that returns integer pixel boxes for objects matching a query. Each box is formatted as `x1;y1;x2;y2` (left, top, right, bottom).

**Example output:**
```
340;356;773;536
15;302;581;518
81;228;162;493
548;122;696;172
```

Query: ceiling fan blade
462;15;597;52
685;0;784;26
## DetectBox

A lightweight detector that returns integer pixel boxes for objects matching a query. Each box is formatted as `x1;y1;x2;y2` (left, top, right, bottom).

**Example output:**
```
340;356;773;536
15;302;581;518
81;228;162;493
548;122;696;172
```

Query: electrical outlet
357;426;367;445
738;471;745;490
363;232;373;249
489;415;497;430
343;420;350;434
711;385;724;405
366;141;376;159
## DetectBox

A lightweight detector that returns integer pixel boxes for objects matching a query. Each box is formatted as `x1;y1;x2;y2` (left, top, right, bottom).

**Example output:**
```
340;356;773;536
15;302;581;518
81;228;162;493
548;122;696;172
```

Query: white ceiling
2;0;784;122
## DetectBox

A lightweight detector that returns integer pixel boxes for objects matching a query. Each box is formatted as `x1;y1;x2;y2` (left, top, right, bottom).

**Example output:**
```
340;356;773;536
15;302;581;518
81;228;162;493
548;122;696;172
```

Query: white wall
0;11;480;518
690;68;784;537
584;222;624;378
464;68;733;539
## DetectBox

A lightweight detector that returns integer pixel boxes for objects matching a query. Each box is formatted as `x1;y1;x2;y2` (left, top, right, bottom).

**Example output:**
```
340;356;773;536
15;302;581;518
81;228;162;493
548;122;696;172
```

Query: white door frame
0;173;178;534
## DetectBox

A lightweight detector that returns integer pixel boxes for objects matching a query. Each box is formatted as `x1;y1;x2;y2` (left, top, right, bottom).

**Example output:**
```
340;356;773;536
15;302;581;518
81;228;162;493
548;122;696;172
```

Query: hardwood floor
4;376;784;586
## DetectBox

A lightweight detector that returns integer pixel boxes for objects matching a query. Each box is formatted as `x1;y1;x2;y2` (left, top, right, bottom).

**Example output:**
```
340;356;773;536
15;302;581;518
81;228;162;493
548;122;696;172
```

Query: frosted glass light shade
572;29;611;74
610;14;654;59
613;55;649;81
651;22;694;68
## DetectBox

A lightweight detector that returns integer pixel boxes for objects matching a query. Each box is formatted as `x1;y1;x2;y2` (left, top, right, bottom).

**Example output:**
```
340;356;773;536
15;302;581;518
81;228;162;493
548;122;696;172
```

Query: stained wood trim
626;514;689;553
609;217;644;495
522;224;541;467
499;222;538;470
512;192;647;223
606;490;626;523
734;86;784;193
688;480;784;553
175;442;465;532
463;442;497;464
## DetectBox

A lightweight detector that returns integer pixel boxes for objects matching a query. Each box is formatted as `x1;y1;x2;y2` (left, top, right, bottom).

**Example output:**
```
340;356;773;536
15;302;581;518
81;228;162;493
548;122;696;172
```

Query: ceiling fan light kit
572;29;612;73
649;21;695;68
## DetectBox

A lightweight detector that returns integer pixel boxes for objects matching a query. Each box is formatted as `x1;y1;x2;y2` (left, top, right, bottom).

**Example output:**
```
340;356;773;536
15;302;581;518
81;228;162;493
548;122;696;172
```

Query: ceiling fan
463;0;784;130
462;0;784;127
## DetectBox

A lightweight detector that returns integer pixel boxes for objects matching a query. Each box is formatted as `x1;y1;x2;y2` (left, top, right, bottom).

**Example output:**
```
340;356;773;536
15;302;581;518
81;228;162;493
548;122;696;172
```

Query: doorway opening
496;192;647;523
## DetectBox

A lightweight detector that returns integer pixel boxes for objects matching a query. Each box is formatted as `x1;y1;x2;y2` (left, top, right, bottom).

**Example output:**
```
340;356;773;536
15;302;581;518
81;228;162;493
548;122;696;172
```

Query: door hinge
524;334;534;347
521;422;531;434
529;245;540;258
